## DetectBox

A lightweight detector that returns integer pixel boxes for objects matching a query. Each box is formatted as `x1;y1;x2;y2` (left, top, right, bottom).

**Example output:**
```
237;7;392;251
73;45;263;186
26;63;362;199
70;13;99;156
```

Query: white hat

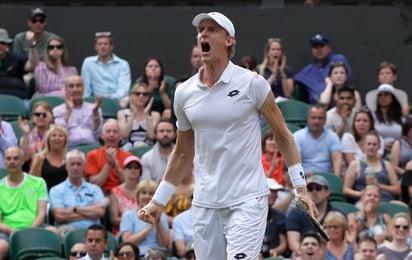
365;84;408;112
192;12;235;36
267;178;284;191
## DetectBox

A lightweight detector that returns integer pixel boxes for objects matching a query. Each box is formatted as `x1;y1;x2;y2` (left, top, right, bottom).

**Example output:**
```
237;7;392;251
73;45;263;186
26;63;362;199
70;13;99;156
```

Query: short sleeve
249;73;271;110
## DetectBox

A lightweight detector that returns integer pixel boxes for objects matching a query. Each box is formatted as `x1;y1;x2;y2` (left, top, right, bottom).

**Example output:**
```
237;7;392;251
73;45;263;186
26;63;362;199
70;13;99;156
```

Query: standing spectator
118;82;160;150
257;38;294;98
53;75;103;149
85;119;133;195
294;34;353;104
79;224;109;260
50;149;105;234
293;104;343;176
390;118;412;177
326;86;358;139
262;128;284;184
81;31;131;101
109;155;141;236
377;61;410;117
18;101;53;163
136;58;174;119
33;35;78;97
320;62;362;110
29;124;68;191
141;119;176;182
0;28;38;99
182;45;203;78
0;116;18;168
365;84;407;153
13;8;55;60
0;147;57;259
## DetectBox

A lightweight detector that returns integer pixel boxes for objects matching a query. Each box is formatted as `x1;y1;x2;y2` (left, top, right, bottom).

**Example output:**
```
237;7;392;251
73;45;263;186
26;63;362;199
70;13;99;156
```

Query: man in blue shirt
81;31;131;100
294;34;353;104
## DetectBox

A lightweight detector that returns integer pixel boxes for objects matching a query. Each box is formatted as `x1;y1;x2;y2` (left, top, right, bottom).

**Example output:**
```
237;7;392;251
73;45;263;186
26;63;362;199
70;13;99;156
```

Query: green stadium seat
0;94;27;121
83;96;120;120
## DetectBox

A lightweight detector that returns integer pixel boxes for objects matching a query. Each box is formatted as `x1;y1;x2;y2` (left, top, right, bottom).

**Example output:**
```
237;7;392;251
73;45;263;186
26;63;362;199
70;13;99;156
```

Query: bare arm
379;161;400;196
155;219;169;247
29;152;44;177
88;163;113;187
390;140;404;176
343;152;355;166
319;78;333;105
122;225;155;245
117;109;133;139
343;161;362;199
273;192;293;213
109;193;121;227
331;150;343;177
281;78;294;98
270;233;288;257
287;230;301;256
174;239;186;257
30;200;47;227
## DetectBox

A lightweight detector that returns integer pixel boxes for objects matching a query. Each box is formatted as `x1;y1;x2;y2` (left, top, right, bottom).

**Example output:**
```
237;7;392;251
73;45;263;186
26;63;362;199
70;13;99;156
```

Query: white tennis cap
192;12;235;37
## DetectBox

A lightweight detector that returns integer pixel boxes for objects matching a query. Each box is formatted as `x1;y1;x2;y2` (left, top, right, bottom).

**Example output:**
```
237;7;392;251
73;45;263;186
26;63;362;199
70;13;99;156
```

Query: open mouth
201;42;211;52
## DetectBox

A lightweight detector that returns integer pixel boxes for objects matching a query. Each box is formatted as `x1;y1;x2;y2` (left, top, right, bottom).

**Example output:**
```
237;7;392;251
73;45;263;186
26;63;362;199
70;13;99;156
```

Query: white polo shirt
174;61;271;208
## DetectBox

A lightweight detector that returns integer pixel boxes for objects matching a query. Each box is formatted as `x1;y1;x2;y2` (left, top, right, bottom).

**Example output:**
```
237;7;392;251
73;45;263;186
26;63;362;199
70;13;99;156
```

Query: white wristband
152;180;177;206
288;163;306;188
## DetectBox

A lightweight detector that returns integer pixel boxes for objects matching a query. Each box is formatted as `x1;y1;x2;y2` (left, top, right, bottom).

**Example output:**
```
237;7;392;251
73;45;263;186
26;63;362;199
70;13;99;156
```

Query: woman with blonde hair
33;35;78;97
29;124;68;191
117;82;160;150
257;38;294;98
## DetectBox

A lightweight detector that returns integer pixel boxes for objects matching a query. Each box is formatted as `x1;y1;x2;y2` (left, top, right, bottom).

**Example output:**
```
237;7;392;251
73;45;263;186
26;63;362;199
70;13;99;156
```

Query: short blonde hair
44;124;68;155
323;211;347;240
136;179;158;200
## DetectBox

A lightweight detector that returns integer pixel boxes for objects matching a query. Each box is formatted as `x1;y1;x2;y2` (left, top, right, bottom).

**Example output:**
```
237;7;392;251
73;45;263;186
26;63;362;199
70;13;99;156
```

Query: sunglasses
324;225;340;230
33;112;47;118
131;91;149;97
125;164;141;170
31;17;45;23
47;44;64;50
70;251;87;257
394;225;409;230
118;251;134;257
307;186;324;192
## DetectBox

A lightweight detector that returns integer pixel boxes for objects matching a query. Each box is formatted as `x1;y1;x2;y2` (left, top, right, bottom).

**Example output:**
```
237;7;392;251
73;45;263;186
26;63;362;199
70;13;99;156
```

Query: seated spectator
293;104;343;176
377;61;410;117
0;28;38;99
239;55;257;72
80;224;109;260
85;119;133;196
297;231;323;260
400;168;412;205
287;175;338;257
366;84;407;153
326;86;358;139
109;155;141;236
273;166;295;214
261;178;287;258
294;34;353;104
0;147;57;259
18;101;53;163
53;75;103;149
172;206;193;258
50;149;105;235
323;211;356;260
29;124;68;191
118;82;160;150
354;236;385;260
181;45;203;78
257;38;294;98
320;62;362;110
341;109;384;167
348;185;392;245
0;116;18;168
261;128;284;184
33;35;78;97
81;31;131;101
120;180;169;257
377;212;410;259
69;242;87;260
13;8;55;60
390;118;412;177
135;57;173;119
343;131;400;203
145;249;167;260
115;242;140;260
141;119;176;182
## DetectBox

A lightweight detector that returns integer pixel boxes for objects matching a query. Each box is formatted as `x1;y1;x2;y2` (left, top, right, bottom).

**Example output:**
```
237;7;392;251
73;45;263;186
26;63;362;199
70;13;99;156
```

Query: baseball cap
192;12;235;36
267;178;284;191
0;29;13;44
123;155;142;168
307;175;329;188
310;34;329;46
29;8;46;19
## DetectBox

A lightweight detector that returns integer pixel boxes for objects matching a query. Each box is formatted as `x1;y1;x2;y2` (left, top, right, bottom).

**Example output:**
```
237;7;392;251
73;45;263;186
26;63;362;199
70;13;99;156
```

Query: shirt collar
196;61;234;87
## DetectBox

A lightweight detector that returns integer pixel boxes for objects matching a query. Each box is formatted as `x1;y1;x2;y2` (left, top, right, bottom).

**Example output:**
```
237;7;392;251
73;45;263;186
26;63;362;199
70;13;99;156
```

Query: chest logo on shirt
228;90;240;97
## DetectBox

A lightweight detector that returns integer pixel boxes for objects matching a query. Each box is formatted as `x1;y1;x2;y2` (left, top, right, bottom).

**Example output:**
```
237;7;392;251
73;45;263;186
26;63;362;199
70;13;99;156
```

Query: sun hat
365;84;408;112
192;12;235;37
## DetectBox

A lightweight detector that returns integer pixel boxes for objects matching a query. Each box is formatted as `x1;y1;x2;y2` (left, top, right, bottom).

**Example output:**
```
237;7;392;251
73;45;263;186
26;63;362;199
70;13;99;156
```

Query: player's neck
201;60;229;88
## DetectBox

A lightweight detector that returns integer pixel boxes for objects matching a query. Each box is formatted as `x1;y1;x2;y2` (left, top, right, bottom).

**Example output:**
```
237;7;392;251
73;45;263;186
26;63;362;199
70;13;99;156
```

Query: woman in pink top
109;155;142;236
34;36;78;97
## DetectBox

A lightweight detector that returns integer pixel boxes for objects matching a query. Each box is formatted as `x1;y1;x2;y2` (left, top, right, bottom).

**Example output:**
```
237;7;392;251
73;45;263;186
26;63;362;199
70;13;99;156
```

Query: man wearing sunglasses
49;149;105;236
13;8;55;60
